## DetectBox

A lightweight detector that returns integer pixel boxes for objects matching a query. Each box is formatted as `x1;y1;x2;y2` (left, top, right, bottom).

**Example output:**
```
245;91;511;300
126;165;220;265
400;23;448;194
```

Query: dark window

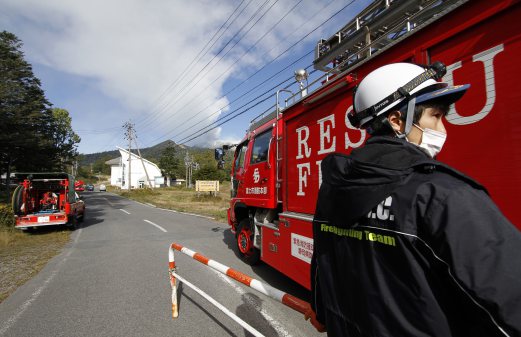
251;130;271;164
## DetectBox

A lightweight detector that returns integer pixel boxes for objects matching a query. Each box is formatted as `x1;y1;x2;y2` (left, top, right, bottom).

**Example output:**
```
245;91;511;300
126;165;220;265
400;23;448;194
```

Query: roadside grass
112;182;230;223
0;224;70;303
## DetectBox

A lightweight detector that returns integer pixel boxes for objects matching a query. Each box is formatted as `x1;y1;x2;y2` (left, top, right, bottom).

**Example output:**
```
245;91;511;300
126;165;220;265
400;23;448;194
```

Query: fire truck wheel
67;215;78;230
236;219;260;265
11;185;24;215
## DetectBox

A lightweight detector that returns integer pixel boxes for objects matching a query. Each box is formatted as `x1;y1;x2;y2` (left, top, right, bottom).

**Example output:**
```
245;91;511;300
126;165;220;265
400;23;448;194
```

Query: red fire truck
215;0;521;289
12;172;85;230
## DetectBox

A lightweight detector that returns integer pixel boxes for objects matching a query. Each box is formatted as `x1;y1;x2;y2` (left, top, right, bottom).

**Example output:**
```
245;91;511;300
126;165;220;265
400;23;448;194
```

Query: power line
171;0;357;144
140;0;305;142
175;67;318;145
141;0;339;147
86;0;359;153
96;0;334;150
135;0;254;127
139;0;278;131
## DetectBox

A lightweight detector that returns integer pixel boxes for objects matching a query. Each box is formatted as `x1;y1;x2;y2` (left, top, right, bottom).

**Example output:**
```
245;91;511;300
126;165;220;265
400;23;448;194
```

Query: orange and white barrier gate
168;243;310;336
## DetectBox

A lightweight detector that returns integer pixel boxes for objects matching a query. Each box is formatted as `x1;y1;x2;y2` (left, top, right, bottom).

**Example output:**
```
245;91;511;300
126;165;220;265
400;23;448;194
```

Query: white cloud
1;0;364;153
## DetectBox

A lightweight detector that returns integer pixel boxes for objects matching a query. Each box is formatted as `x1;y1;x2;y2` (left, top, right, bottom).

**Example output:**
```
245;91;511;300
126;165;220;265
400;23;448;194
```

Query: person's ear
387;111;403;133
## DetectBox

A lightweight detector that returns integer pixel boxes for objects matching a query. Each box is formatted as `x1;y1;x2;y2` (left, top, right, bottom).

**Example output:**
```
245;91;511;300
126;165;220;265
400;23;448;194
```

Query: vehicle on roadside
215;0;521;289
99;184;106;192
12;172;85;230
85;184;94;191
74;180;85;192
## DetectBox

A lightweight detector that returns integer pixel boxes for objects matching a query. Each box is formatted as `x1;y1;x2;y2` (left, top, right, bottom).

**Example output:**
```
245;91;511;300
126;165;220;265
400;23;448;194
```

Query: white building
105;147;163;189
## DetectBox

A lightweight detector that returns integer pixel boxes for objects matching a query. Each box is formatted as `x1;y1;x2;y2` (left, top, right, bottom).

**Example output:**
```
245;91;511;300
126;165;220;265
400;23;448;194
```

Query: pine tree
0;31;80;194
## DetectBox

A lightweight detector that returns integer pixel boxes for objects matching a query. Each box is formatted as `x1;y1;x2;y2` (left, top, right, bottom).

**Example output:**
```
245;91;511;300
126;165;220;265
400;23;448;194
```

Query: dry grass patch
0;228;70;303
114;182;230;223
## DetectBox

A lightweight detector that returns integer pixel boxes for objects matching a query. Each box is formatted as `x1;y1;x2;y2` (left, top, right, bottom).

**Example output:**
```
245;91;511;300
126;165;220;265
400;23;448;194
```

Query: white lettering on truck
297;163;310;196
345;106;367;150
296;126;311;159
446;44;504;125
317;114;336;155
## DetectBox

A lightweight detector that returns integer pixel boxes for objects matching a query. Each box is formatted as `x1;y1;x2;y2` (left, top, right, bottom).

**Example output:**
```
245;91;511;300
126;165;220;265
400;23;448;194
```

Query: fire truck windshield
251;130;271;164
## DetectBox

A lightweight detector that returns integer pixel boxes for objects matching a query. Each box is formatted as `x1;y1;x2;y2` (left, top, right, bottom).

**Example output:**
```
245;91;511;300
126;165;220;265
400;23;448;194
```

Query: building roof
116;147;160;170
105;158;121;165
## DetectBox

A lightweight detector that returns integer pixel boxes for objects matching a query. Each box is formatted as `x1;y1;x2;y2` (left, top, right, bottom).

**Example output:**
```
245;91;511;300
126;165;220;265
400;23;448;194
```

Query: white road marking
143;219;167;233
158;207;214;220
133;200;156;208
210;269;293;337
119;209;130;215
0;228;83;335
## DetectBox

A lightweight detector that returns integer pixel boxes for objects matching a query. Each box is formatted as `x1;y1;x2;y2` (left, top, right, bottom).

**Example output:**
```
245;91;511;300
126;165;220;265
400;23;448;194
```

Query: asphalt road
0;192;322;337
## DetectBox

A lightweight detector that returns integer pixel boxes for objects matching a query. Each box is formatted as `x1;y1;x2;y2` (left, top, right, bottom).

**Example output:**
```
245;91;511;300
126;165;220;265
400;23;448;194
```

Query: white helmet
349;62;469;134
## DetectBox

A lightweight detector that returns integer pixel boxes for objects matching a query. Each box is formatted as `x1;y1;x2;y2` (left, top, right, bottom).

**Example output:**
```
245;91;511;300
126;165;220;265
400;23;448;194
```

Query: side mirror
215;148;224;161
217;160;225;170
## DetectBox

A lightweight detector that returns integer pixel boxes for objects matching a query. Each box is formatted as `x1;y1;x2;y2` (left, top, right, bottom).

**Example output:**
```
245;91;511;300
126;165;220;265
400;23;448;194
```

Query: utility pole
184;152;192;188
123;121;135;190
134;137;153;188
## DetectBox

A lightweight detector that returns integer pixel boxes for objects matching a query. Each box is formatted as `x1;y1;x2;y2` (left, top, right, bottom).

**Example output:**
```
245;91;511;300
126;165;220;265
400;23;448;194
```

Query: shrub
0;204;15;229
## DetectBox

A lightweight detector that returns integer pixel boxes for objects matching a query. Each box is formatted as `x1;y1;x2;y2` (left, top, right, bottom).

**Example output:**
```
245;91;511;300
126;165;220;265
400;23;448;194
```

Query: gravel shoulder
0;228;70;303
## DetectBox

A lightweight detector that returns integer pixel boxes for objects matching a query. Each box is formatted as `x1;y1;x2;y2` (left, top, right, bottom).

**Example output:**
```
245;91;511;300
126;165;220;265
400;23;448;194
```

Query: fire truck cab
217;0;521;290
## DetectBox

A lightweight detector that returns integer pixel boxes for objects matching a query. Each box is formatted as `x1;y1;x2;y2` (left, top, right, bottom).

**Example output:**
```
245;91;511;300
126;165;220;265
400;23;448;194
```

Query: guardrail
168;243;310;336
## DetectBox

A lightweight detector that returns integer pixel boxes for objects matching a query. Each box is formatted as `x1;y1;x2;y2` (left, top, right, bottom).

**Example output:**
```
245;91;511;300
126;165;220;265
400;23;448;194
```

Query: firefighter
306;62;521;336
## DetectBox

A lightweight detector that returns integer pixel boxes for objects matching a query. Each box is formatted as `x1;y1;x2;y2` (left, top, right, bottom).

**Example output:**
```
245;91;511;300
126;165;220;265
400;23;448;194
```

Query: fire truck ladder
275;90;297;203
313;0;468;73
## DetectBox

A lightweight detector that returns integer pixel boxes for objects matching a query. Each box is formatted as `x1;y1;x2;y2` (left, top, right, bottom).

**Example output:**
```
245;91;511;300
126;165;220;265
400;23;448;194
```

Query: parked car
85;184;94;191
99;184;106;192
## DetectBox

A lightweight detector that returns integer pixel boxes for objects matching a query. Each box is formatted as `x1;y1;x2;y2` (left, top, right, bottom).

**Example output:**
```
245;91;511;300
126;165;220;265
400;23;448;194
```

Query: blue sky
1;0;370;154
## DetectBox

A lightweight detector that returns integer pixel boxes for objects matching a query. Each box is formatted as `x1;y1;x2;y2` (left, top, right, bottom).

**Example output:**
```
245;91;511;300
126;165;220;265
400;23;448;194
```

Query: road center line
119;209;130;215
144;219;167;233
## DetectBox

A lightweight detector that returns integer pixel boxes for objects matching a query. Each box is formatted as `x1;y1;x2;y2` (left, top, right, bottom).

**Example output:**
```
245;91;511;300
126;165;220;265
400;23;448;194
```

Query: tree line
0;31;80;196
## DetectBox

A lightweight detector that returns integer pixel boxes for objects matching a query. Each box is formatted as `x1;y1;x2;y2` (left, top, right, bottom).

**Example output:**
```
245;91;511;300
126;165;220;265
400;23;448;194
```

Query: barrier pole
168;243;310;315
168;245;178;318
173;272;265;337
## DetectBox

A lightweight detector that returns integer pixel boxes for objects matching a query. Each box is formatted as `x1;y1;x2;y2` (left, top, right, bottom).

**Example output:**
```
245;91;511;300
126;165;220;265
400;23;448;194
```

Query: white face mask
413;124;447;158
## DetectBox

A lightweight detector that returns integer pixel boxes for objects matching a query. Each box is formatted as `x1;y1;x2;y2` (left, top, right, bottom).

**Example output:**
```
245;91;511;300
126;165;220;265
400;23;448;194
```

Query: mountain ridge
79;140;187;166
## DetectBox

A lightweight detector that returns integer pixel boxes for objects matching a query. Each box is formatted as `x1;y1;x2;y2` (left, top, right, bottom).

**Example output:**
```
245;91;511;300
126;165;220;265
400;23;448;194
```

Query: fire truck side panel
427;3;521;226
261;215;314;289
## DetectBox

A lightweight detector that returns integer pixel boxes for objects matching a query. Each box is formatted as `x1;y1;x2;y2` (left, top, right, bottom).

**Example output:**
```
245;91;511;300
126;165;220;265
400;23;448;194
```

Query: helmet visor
415;83;470;105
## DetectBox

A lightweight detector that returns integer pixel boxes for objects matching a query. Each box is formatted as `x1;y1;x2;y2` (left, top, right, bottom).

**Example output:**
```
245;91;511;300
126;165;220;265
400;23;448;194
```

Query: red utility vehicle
74;179;85;192
216;0;521;289
12;172;85;230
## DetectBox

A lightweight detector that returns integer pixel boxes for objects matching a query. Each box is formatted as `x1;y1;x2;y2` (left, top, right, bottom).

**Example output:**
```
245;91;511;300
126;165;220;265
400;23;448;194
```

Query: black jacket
311;136;521;337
